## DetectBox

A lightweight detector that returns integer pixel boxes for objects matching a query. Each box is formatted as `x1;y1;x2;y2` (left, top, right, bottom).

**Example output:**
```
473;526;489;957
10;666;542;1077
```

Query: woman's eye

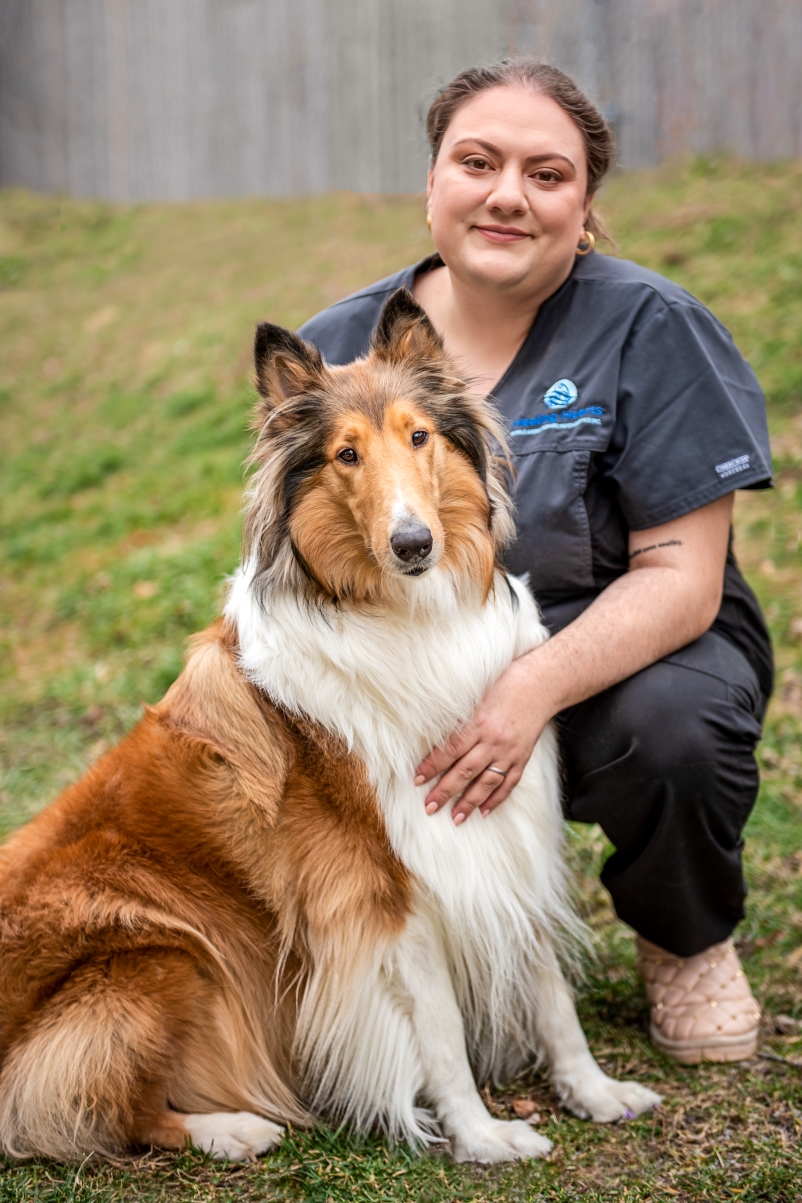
465;157;491;171
411;430;429;448
533;169;561;184
337;448;358;464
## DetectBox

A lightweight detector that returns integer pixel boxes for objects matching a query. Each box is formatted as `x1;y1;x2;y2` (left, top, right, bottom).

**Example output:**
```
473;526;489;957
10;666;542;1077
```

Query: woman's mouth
473;225;531;243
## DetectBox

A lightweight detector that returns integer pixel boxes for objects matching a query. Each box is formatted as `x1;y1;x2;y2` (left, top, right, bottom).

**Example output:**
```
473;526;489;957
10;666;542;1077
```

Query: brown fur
0;621;412;1158
0;289;511;1160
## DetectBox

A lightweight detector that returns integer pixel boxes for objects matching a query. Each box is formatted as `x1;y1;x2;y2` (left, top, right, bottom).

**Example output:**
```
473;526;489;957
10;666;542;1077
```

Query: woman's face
427;86;592;297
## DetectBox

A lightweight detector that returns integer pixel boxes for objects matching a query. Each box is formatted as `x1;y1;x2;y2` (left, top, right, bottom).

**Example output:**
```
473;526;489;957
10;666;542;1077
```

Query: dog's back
0;624;296;1157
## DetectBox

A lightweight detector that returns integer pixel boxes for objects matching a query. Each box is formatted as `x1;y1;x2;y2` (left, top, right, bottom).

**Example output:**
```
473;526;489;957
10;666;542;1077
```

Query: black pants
553;629;768;958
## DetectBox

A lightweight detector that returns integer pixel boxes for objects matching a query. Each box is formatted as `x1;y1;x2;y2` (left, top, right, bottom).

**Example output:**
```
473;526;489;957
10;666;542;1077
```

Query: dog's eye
337;447;358;464
411;430;429;448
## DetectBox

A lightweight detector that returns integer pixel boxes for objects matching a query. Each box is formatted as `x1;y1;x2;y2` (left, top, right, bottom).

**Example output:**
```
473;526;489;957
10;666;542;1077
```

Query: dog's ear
371;288;446;365
254;323;324;406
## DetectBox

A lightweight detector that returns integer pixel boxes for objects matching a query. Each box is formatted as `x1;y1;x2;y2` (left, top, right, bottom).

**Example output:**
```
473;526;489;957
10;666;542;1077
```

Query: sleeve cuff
624;466;773;532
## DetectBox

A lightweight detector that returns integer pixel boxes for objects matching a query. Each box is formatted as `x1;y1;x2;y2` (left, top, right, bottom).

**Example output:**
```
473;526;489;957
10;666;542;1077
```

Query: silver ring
485;765;507;777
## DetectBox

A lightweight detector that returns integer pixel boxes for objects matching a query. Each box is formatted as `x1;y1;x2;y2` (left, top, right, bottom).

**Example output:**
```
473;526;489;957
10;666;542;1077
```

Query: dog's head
245;288;514;606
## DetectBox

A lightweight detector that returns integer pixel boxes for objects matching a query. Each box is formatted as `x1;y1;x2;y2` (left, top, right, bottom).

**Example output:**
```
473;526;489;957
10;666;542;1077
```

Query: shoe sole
649;1022;758;1064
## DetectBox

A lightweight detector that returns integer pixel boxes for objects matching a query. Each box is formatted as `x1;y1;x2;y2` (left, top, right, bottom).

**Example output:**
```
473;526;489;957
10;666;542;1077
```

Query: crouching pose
301;58;772;1065
0;291;660;1164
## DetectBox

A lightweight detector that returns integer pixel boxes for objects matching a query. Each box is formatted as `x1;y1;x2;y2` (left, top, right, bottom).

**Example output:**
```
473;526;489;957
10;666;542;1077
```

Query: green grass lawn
1;159;802;1201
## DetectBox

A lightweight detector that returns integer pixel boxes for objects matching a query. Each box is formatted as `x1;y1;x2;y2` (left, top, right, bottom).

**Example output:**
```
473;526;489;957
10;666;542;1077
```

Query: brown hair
426;59;615;241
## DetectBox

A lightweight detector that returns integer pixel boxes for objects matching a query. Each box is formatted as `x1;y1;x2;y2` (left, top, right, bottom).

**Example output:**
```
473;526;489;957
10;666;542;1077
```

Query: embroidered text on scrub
511;406;604;437
715;455;750;479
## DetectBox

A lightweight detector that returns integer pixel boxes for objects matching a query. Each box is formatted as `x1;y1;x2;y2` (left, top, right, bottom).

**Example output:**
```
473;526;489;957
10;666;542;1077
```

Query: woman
298;60;772;1065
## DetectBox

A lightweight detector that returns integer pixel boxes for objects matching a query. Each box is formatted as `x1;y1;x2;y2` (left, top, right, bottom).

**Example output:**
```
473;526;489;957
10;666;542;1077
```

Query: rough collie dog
0;290;660;1165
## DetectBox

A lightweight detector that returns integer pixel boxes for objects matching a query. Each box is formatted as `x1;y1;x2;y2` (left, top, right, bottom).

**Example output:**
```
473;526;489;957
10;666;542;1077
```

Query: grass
1;157;802;1200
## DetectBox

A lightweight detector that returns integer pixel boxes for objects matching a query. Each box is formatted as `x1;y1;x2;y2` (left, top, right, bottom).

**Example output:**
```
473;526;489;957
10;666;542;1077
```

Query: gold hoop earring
576;229;595;256
426;212;432;232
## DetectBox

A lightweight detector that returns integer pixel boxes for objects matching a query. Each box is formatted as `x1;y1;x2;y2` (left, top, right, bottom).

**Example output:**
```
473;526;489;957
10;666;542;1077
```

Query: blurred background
2;0;802;199
1;3;802;1197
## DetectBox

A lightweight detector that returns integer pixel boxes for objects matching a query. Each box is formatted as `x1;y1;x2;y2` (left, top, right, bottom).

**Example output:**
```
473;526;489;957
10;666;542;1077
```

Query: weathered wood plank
0;0;799;200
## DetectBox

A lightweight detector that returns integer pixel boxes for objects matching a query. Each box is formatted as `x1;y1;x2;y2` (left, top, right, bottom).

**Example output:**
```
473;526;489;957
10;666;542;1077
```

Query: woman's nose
485;165;528;214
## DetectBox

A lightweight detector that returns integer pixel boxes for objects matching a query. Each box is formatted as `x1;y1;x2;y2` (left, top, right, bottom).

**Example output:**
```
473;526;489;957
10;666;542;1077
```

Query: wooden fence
0;0;800;200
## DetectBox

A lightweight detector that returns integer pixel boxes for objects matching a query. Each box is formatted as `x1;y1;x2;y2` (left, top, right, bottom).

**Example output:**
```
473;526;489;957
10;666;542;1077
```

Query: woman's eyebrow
524;152;575;170
451;139;575;170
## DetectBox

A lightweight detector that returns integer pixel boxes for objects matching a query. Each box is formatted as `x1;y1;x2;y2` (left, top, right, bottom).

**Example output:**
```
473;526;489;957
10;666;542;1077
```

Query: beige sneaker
636;935;760;1064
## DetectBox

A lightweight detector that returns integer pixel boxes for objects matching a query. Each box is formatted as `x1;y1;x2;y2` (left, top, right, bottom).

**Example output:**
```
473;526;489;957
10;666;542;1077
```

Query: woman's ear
426;165;435;212
371;288;446;365
254;324;324;407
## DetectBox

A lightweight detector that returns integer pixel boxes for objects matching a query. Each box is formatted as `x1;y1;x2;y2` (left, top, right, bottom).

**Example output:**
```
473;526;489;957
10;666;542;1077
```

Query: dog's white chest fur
227;565;571;1072
230;563;545;743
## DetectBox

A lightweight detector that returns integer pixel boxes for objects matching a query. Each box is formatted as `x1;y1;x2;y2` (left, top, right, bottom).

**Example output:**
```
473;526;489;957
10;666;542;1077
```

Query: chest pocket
503;448;595;603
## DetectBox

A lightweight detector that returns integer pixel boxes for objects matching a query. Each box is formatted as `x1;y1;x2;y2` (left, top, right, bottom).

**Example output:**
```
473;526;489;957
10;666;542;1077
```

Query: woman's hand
414;497;735;827
414;653;555;825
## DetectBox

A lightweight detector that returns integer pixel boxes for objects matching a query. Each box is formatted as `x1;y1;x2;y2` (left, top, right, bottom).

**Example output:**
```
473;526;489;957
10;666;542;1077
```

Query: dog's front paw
451;1118;552;1163
184;1111;285;1160
560;1075;661;1124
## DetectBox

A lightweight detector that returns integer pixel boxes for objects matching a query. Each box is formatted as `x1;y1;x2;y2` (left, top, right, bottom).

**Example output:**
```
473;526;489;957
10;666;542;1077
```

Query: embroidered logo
543;378;578;409
511;406;604;437
715;454;750;479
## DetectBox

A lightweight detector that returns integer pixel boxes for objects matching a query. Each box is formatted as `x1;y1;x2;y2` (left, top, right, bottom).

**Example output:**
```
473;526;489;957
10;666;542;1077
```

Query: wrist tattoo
629;539;683;561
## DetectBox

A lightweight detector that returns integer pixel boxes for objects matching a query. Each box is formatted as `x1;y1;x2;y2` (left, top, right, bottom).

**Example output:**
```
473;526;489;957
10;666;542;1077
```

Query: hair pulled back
426;59;615;240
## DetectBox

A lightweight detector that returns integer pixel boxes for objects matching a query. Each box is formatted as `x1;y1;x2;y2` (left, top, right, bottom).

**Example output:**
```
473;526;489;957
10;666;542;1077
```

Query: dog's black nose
391;524;433;562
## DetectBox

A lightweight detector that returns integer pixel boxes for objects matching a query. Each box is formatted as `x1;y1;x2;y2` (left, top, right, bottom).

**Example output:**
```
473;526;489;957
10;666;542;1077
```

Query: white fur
183;1112;284;1161
226;562;660;1156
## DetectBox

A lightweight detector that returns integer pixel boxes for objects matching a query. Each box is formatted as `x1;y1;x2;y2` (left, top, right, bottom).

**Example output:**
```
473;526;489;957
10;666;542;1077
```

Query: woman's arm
415;493;734;823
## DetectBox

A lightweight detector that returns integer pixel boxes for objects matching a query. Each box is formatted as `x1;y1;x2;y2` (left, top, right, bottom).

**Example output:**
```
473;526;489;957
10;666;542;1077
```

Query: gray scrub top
298;251;774;695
